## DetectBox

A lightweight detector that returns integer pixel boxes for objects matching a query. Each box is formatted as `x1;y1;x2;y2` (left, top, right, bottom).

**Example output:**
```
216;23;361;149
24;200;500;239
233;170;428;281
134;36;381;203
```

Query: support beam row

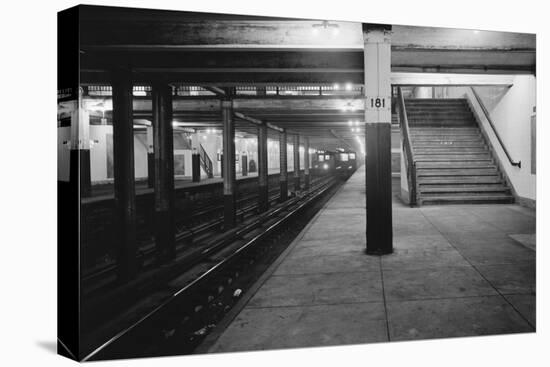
71;21;395;286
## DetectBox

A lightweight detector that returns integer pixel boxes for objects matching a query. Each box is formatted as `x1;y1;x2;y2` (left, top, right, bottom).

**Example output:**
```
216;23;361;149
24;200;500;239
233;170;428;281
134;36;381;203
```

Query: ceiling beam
329;129;355;150
78;7;534;51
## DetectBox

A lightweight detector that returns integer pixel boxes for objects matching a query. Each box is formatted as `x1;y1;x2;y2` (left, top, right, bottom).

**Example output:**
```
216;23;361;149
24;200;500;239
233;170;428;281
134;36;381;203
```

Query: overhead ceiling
72;5;536;153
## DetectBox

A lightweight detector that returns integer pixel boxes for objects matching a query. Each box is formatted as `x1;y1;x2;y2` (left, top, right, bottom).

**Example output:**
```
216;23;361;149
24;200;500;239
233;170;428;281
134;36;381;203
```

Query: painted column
146;125;154;187
279;131;288;202
191;132;201;182
258;124;269;212
293;134;301;192
363;23;393;255
222;100;236;229
69;88;91;197
241;153;248;176
192;154;201;182
111;69;138;281
304;137;311;190
152;81;176;262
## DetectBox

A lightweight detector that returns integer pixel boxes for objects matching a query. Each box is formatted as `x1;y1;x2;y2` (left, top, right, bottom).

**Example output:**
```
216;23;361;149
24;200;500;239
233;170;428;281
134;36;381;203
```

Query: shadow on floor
35;340;57;355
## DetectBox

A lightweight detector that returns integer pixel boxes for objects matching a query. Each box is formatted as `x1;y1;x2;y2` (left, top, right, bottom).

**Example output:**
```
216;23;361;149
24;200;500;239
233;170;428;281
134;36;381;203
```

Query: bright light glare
345;83;352;91
323;163;329;169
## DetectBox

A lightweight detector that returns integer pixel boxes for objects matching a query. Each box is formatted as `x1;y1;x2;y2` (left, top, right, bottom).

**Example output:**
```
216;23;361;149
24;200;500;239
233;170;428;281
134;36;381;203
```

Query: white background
0;0;548;365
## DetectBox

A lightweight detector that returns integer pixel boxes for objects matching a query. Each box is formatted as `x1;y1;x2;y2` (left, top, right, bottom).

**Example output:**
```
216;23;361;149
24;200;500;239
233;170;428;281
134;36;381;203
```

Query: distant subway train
313;149;357;177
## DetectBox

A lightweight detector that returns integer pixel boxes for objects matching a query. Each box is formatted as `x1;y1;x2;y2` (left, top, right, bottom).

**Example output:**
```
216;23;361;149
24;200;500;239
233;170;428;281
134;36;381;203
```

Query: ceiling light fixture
312;20;340;31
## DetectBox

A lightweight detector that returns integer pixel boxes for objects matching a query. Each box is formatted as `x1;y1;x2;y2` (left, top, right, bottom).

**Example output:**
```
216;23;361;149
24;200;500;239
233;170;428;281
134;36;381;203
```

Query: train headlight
323;163;329;170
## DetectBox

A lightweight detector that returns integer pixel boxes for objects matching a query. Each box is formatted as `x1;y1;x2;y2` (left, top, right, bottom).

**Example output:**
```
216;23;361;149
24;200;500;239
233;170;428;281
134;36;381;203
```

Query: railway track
82;177;324;292
81;174;343;361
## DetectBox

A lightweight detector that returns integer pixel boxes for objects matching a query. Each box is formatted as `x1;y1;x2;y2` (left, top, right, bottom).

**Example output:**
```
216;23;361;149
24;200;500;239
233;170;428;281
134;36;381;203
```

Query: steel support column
222;100;236;229
192;153;201;182
258;124;269;212
146;125;154;188
363;23;393;255
69;90;91;197
111;69;138;281
293;134;301;192
279;131;288;202
152;81;176;262
304;137;310;190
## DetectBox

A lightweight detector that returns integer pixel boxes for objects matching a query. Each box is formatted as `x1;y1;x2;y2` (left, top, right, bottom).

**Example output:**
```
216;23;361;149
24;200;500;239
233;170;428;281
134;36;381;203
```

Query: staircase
199;144;214;178
405;98;514;205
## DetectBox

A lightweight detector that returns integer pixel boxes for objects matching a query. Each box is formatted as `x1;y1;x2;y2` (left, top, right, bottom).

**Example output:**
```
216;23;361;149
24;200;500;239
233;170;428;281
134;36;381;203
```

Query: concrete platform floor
203;165;536;353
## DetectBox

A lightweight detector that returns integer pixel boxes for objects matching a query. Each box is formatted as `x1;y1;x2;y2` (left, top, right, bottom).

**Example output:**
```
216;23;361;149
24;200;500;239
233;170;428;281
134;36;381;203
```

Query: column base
154;208;176;262
241;156;248;176
115;228;138;284
224;194;236;229
279;181;288;202
365;246;393;256
294;177;301;192
304;174;310;190
258;184;269;212
147;152;155;188
192;154;201;182
70;149;91;197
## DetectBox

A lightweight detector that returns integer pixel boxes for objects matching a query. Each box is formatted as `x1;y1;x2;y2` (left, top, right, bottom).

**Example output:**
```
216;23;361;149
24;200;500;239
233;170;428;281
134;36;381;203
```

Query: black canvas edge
58;5;82;362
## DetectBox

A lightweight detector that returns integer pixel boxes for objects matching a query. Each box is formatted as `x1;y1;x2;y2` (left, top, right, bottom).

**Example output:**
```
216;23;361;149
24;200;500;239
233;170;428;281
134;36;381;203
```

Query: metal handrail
199;143;214;178
469;87;521;168
397;87;417;206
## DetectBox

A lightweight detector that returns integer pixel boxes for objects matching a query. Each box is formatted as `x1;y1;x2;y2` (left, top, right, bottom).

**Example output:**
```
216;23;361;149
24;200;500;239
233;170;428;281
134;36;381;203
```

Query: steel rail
82;176;337;361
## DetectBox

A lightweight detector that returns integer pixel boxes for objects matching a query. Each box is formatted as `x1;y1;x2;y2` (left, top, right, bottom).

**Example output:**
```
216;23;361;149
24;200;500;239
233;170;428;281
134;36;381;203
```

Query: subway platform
200;165;535;353
84;168;284;203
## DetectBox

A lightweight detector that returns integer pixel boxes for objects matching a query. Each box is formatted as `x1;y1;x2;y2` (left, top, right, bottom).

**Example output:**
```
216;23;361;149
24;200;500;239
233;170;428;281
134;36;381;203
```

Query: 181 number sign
369;97;387;109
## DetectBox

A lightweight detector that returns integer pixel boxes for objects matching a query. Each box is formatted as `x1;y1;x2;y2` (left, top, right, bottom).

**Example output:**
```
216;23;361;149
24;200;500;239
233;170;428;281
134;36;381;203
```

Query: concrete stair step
417;169;499;177
408;113;473;119
414;145;487;150
411;126;478;130
420;194;514;205
407;115;475;124
416;162;496;169
419;185;511;194
414;157;493;162
413;141;484;147
411;129;480;135
410;122;477;128
414;151;489;156
413;136;481;140
411;129;480;134
419;176;504;184
405;98;467;103
412;135;481;140
406;106;469;111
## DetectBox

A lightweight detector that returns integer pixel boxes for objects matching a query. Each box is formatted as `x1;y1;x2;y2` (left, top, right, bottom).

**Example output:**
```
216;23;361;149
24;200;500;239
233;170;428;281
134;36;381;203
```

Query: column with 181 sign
363;24;393;255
